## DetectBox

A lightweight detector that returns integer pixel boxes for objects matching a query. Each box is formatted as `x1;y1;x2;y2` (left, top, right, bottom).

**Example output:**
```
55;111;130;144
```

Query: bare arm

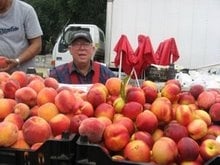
0;36;42;72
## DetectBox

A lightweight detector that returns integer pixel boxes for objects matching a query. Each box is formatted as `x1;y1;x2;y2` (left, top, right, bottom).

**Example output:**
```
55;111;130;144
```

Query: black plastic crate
75;136;155;165
145;64;176;82
205;156;220;165
0;133;78;165
75;136;220;165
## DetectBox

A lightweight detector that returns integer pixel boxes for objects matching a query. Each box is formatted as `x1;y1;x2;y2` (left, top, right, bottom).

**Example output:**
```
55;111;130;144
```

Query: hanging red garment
154;37;180;65
133;35;156;77
114;35;135;75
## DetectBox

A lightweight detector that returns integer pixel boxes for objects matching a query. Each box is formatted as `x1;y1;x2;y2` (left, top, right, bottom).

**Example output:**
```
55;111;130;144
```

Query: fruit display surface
0;71;220;164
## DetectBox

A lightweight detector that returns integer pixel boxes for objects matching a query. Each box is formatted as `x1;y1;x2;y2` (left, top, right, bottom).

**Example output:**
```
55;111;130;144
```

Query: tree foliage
23;0;107;54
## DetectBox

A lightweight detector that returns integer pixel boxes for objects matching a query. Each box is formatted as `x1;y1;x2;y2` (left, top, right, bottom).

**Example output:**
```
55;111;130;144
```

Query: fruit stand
0;70;220;164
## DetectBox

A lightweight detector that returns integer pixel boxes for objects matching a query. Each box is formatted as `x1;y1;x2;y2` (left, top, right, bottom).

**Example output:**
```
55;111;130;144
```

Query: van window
99;30;105;42
58;37;68;53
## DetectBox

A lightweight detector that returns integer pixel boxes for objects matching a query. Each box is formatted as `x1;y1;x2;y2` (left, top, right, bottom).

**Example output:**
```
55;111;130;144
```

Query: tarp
114;35;155;78
154;37;180;65
114;35;135;76
133;35;155;77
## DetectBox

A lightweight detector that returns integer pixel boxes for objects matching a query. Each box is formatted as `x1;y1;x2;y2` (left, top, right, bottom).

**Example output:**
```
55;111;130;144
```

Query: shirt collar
68;61;95;74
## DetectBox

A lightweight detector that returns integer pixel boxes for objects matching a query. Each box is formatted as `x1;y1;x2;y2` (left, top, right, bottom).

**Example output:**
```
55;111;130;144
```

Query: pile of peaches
0;71;220;164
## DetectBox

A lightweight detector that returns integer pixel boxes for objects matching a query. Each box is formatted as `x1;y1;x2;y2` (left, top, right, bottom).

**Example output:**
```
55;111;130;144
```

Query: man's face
69;38;95;64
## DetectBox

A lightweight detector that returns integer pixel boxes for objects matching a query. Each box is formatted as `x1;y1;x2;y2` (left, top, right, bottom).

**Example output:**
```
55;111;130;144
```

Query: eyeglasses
71;42;92;49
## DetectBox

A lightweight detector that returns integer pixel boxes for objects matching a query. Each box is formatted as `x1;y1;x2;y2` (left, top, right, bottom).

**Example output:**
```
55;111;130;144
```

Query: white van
51;24;105;67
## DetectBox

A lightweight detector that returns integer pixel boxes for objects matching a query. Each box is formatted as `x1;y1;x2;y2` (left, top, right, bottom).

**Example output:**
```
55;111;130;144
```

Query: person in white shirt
0;0;43;73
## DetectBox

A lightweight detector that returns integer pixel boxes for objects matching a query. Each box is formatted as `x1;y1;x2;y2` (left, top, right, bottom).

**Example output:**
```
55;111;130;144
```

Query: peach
0;56;8;68
15;86;37;107
165;79;181;88
27;79;45;93
131;131;154;149
161;82;181;103
37;102;59;122
103;123;130;152
123;140;151;162
135;110;158;134
79;117;105;143
14;103;30;120
76;100;94;117
29;105;39;117
164;120;188;143
175;104;194;126
31;142;43;151
37;87;57;106
69;114;88;133
113;96;125;113
207;125;220;137
193;109;212;126
111;155;125;161
105;77;122;96
2;78;20;99
197;91;216;110
189;84;205;99
142;85;158;104
26;73;44;83
178;92;196;105
86;83;108;108
200;139;220;161
44;77;59;89
49;113;70;136
121;101;143;121
17;130;25;140
152;137;178;164
0;71;10;84
10;138;30;149
141;80;158;91
94;102;115;120
4;113;24;130
150;97;172;123
152;128;164;142
0;88;4;98
55;89;78;114
187;119;208;140
0;121;19;147
10;71;28;87
177;137;200;161
22;116;52;145
113;116;135;135
209;102;220;124
126;87;145;105
0;98;16;121
97;116;112;128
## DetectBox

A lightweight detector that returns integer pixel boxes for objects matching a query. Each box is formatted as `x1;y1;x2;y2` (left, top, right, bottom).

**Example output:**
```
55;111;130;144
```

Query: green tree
23;0;107;54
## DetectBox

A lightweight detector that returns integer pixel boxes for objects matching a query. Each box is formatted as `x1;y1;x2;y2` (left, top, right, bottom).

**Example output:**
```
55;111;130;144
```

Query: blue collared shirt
49;61;116;84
